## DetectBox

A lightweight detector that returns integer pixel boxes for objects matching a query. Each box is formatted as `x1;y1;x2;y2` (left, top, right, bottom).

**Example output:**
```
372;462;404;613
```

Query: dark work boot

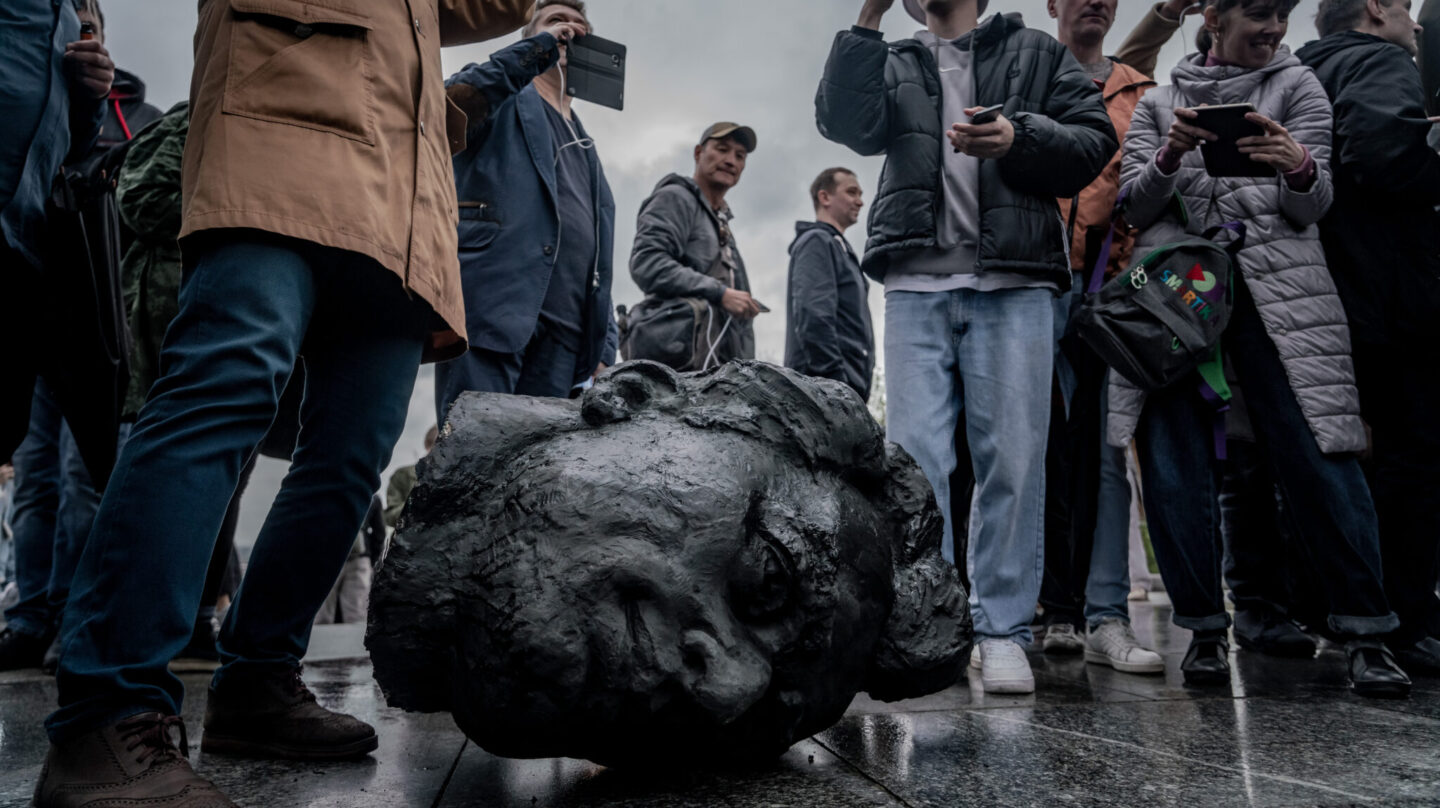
40;632;62;675
1346;640;1411;699
1233;606;1316;658
1393;636;1440;677
1181;633;1230;686
0;626;49;671
33;712;236;808
202;665;378;760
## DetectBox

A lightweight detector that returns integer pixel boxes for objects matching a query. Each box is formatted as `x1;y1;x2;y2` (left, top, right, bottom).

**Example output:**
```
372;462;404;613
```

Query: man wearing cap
817;0;1116;694
436;0;619;422
629;123;760;366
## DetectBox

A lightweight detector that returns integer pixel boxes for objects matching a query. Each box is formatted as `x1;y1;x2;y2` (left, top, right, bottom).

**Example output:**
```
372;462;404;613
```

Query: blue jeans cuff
1327;612;1400;637
1172;612;1231;633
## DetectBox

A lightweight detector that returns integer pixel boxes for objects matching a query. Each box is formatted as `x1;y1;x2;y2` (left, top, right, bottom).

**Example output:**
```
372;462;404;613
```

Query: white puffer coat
1107;47;1364;454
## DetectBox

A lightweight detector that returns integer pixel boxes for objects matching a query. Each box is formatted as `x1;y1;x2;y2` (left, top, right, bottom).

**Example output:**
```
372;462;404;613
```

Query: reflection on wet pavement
2;599;1438;807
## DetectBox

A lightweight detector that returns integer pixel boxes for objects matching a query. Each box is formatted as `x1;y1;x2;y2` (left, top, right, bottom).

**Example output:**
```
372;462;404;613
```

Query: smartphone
755;301;771;314
566;33;626;111
969;104;1004;125
1190;103;1270;178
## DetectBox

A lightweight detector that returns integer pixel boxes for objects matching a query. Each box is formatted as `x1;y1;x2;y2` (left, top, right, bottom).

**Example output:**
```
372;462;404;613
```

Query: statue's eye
732;535;794;622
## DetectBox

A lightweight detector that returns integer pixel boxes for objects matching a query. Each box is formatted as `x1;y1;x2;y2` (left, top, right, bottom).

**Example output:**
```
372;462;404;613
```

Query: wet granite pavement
3;599;1439;807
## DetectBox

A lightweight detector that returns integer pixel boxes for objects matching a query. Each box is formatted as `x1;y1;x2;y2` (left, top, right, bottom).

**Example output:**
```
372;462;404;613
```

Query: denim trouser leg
886;287;1052;642
1225;281;1395;637
960;288;1053;642
5;382;63;638
214;264;424;686
1139;275;1397;637
1086;388;1133;627
47;234;427;742
885;292;964;565
1218;439;1289;613
47;418;100;626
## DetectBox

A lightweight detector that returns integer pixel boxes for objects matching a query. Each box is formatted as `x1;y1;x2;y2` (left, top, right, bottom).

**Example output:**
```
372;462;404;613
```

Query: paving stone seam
968;710;1379;802
808;734;918;808
430;738;471;807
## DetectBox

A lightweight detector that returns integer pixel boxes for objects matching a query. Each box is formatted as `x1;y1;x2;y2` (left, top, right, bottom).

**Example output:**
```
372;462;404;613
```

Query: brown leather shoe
201;665;378;760
33;712;236;808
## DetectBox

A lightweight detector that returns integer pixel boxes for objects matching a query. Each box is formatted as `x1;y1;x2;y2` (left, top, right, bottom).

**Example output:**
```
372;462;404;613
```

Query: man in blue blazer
436;0;617;423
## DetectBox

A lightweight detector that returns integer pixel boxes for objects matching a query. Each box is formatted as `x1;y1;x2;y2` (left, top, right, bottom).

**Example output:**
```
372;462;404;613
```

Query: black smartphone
755;301;771;314
1191;103;1270;178
969;104;1004;125
566;33;626;111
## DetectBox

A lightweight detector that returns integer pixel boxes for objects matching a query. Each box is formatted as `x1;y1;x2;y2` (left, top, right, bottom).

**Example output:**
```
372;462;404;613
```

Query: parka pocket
222;0;376;145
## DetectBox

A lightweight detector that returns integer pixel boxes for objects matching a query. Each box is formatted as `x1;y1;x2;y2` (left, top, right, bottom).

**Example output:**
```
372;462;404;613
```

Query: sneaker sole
1084;648;1164;674
200;731;379;761
1351;680;1411;700
981;677;1035;694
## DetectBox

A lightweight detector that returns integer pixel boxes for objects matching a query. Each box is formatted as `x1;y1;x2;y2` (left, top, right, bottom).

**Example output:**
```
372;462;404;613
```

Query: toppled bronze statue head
368;361;971;767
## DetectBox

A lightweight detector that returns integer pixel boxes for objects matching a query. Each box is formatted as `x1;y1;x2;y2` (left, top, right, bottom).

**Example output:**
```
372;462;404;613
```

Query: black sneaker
1233;606;1316;658
202;665;378;760
1181;633;1230;686
0;626;49;672
1347;640;1411;699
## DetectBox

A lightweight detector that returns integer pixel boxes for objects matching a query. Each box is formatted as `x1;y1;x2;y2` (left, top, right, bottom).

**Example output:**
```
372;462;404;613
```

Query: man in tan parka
33;3;532;807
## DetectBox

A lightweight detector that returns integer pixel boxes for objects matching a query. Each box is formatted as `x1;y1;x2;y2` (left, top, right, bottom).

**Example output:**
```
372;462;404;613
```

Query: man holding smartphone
817;0;1115;693
436;0;619;422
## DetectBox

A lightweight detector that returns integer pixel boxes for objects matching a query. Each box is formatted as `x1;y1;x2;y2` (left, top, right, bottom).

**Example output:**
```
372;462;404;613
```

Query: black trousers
1354;343;1440;644
1038;334;1109;629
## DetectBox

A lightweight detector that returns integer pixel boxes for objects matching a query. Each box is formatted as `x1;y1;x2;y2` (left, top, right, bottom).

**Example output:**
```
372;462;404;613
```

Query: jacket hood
789;220;841;254
1169;46;1301;105
654;172;701;197
110;68;146;101
1295;31;1400;69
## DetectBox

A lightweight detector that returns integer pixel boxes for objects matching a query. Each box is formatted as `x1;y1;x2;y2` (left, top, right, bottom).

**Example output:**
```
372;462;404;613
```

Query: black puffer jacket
1298;32;1440;344
815;14;1117;285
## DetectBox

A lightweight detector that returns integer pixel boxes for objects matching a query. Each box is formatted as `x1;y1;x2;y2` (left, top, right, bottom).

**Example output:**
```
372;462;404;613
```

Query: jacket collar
1169;46;1300;106
1102;60;1156;101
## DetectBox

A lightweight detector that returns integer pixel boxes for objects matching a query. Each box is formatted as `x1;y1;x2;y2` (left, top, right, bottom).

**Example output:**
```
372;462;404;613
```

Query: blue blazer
447;34;618;376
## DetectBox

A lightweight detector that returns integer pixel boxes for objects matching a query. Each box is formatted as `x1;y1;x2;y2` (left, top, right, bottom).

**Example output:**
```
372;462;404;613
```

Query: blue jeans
1085;389;1132;627
1136;275;1396;637
885;287;1053;643
4;380;99;639
48;233;428;742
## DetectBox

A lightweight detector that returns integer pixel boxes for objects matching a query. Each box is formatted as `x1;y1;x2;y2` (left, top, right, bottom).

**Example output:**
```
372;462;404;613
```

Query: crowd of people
1;0;1438;804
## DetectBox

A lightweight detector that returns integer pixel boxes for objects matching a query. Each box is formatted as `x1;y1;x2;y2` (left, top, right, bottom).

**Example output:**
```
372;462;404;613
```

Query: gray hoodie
629;173;755;360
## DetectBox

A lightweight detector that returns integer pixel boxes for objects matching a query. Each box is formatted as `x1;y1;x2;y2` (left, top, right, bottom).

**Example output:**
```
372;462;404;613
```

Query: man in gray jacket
629;123;761;366
785;168;874;401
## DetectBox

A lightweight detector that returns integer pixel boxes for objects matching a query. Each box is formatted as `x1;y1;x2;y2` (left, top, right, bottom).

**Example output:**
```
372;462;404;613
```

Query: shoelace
285;665;319;704
117;715;189;767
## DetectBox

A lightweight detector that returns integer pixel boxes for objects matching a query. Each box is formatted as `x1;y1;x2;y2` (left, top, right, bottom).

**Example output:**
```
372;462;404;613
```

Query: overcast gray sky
100;1;1323;552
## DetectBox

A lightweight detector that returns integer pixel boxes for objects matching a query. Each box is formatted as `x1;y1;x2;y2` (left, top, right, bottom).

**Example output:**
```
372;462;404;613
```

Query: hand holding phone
949;105;1013;159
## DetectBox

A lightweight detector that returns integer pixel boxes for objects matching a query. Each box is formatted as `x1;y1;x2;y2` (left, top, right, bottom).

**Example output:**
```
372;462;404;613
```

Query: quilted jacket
1106;48;1364;455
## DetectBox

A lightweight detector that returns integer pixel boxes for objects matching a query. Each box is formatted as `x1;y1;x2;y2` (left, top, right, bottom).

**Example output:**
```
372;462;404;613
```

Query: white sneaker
975;638;1035;694
1085;618;1164;674
1042;623;1084;655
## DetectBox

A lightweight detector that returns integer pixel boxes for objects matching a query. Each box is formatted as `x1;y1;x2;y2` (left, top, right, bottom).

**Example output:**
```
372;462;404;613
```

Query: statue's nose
678;629;771;725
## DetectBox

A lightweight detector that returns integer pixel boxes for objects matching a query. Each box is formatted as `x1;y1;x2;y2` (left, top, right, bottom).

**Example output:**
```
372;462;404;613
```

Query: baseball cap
903;0;990;24
698;122;758;153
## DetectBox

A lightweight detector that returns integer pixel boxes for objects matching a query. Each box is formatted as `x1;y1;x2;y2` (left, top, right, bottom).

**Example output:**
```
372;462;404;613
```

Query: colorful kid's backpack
1073;196;1246;399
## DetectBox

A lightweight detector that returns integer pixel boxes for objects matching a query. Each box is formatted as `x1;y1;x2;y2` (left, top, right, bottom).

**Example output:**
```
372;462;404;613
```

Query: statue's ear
863;444;973;701
581;360;683;425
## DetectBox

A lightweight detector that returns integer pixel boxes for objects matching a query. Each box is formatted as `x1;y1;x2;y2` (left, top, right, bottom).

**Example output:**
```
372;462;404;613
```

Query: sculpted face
368;362;971;767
